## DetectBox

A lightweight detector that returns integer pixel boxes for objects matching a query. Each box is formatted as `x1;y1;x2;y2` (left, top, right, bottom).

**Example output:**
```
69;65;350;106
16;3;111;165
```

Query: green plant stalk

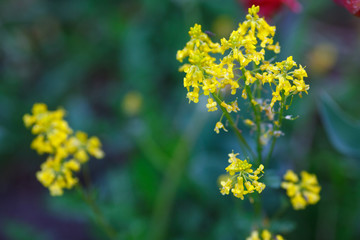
77;184;117;240
212;93;256;161
253;194;264;227
265;95;286;167
148;108;206;240
245;85;263;165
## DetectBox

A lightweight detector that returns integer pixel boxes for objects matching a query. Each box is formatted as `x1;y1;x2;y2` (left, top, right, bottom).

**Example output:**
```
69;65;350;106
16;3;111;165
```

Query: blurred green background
1;0;360;239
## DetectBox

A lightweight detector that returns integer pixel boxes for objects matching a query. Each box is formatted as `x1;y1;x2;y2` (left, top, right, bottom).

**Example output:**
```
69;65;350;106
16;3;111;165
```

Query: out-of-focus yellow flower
281;170;321;210
24;103;105;196
122;91;143;116
307;42;337;75
219;151;265;200
247;229;284;240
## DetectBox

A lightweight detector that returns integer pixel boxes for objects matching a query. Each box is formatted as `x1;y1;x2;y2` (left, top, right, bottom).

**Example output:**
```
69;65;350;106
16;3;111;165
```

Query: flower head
219;151;265;199
24;103;105;196
281;170;321;210
177;6;309;121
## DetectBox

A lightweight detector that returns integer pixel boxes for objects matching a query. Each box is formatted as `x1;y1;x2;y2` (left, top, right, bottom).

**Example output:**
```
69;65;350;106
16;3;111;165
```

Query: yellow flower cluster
177;5;309;130
281;170;321;210
24;103;104;196
220;152;265;199
247;229;284;240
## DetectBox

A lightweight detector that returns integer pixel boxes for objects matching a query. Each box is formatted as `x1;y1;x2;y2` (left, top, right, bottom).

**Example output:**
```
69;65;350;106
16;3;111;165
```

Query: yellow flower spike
24;103;105;196
281;170;321;210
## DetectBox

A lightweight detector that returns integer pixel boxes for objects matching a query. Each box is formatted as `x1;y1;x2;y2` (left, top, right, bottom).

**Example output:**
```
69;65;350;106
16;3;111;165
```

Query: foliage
1;0;360;240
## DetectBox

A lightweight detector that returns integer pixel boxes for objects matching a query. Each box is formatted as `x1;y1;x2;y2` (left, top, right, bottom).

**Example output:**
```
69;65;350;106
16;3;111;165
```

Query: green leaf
318;93;360;158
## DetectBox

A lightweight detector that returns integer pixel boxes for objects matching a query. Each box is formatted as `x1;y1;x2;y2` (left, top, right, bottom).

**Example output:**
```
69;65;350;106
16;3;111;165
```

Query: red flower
334;0;360;17
240;0;302;19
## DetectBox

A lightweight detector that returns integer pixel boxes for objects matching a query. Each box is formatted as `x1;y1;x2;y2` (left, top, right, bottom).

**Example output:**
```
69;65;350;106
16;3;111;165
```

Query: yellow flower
206;98;218;112
214;121;227;134
281;170;321;210
220;178;232;195
177;6;308;114
247;229;285;240
24;103;105;196
219;151;265;199
122;91;143;116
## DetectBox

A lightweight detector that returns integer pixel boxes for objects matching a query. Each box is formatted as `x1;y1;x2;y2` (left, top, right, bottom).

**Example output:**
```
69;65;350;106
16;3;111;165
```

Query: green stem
253;194;264;227
148;108;206;240
77;184;117;240
212;93;256;161
245;85;262;165
265;95;286;167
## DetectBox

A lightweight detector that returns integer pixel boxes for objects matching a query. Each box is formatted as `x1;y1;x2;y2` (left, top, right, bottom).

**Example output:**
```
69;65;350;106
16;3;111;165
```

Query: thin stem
253;194;264;226
245;85;262;165
77;184;117;240
148;107;206;240
212;93;256;161
265;95;286;167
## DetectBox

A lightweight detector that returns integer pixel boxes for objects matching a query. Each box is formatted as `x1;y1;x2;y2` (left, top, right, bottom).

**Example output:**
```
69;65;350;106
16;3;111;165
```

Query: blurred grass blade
319;92;360;158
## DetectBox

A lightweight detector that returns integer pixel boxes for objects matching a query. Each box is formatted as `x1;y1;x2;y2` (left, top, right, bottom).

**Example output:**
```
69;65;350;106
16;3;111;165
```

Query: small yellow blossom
244;119;255;126
219;151;265;199
281;170;321;210
214;121;228;134
122;91;143;116
24;103;105;196
231;101;240;112
247;229;284;240
206;98;218;112
221;101;233;113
